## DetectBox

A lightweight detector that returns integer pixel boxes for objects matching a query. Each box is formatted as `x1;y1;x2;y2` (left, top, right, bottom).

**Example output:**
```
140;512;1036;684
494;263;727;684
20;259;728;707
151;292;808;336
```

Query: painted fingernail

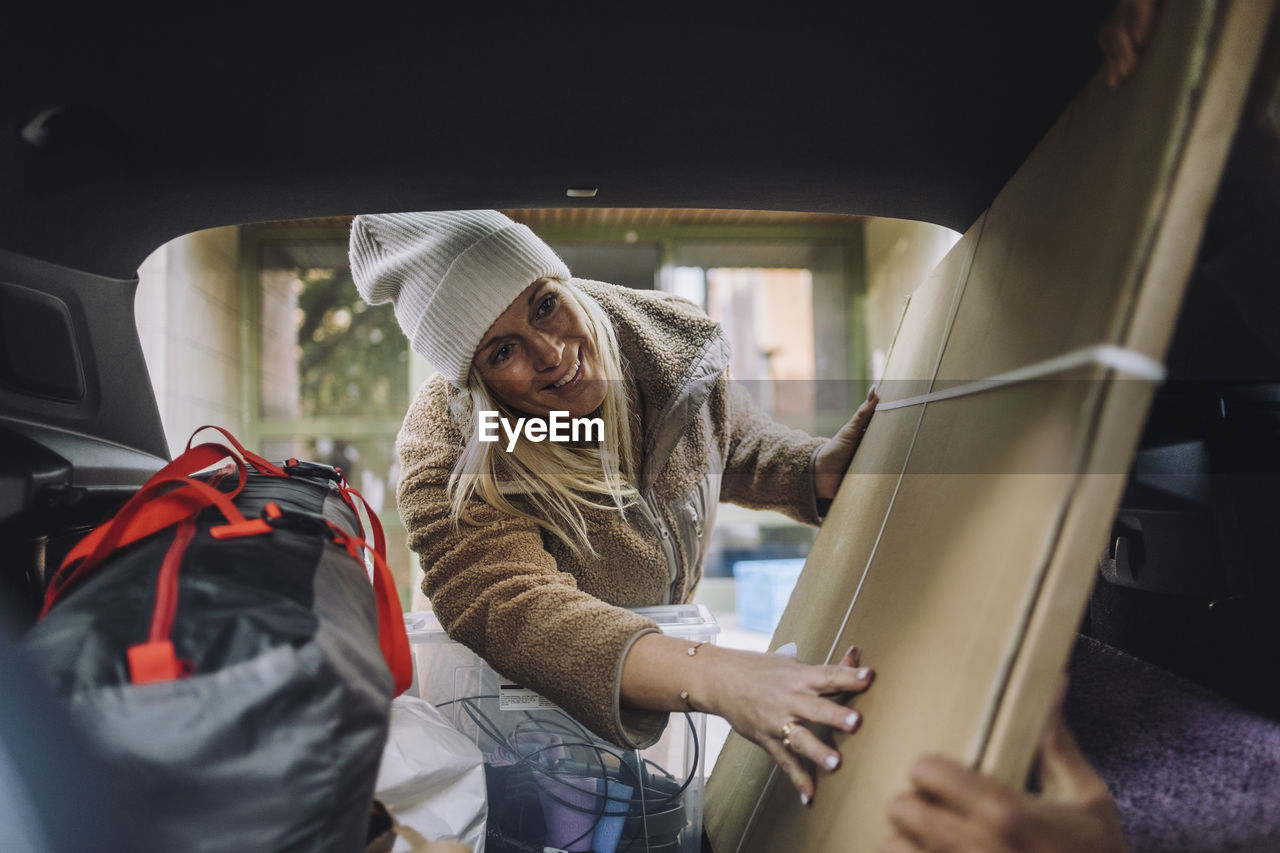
824;754;840;770
800;792;812;806
846;710;862;731
857;667;874;683
846;645;861;665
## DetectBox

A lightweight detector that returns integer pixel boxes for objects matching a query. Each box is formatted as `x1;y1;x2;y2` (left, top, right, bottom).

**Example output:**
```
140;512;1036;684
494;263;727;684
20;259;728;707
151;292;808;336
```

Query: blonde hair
446;281;640;556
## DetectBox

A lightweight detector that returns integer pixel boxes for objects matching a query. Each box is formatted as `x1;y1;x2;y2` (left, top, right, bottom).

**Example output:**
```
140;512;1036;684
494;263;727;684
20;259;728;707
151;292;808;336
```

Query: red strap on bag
50;441;247;576
42;450;253;618
125;517;199;684
338;479;388;560
327;523;413;696
373;551;414;696
329;480;409;694
127;640;184;684
321;473;412;695
186;424;289;479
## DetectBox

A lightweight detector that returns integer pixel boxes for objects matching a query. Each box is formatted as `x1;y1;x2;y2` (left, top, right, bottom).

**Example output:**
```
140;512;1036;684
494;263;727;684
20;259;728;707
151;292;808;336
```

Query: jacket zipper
641;491;682;604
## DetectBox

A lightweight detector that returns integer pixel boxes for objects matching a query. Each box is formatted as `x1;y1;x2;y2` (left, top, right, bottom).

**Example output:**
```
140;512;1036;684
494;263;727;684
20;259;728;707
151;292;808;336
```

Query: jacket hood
571;279;727;410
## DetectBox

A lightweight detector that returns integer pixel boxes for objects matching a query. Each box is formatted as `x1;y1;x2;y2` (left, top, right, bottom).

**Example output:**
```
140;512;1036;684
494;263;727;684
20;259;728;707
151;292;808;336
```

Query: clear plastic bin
404;604;719;853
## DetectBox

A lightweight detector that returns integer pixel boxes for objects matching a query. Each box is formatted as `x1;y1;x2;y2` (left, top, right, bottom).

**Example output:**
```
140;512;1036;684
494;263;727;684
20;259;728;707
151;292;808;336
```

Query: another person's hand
881;702;1129;853
1099;0;1160;87
813;386;880;501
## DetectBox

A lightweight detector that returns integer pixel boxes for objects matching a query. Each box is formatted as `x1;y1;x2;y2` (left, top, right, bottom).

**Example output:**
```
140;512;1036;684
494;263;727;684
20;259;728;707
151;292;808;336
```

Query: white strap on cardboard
734;342;1166;853
875;344;1166;411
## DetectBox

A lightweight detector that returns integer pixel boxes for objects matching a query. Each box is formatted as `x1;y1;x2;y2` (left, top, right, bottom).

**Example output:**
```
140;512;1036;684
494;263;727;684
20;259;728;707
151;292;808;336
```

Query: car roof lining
0;2;1115;278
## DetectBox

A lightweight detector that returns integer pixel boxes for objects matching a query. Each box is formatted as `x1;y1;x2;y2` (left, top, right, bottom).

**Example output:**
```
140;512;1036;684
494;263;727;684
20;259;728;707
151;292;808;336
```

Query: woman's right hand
700;643;874;805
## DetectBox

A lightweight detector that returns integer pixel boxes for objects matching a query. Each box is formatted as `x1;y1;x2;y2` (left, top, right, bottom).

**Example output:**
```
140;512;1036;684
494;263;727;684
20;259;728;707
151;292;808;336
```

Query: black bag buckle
281;459;345;485
261;502;333;535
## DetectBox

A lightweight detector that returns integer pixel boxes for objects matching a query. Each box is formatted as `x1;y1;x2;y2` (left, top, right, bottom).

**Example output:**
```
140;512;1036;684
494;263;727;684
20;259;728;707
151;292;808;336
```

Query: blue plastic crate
732;558;806;635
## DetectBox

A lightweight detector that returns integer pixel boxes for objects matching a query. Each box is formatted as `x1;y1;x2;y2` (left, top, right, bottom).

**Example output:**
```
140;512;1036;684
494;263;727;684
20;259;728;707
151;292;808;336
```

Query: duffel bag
23;425;412;853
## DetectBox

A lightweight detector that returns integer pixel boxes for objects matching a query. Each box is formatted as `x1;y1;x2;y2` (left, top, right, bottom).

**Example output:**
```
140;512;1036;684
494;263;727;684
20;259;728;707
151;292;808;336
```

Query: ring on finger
780;720;799;749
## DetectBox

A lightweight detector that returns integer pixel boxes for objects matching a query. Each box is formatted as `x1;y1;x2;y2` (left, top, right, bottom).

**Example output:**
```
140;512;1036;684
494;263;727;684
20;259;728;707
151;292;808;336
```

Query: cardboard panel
702;223;977;836
705;2;1272;850
772;218;986;665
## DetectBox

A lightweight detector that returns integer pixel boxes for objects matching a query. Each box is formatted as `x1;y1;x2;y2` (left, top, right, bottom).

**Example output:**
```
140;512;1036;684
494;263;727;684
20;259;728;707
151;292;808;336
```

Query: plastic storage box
404;604;719;853
732;558;805;635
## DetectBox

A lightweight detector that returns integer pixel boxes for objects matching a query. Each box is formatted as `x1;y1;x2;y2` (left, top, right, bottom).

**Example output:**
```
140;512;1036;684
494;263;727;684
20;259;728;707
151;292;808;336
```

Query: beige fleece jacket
396;279;827;747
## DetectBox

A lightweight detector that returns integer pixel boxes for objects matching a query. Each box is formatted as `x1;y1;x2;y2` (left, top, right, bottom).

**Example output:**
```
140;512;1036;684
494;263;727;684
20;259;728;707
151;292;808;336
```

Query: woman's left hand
621;636;874;806
701;643;874;805
814;386;880;501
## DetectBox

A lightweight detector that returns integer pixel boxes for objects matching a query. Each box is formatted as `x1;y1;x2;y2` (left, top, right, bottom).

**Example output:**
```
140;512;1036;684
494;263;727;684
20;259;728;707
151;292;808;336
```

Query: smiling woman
349;209;880;808
349;212;645;563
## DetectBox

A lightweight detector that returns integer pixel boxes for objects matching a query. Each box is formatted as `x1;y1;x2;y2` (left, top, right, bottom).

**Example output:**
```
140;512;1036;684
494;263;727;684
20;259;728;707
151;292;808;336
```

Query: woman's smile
546;360;580;390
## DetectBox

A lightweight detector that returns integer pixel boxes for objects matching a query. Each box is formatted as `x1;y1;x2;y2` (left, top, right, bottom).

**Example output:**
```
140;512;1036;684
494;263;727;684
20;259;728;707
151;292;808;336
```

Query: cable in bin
434;693;700;853
407;605;717;852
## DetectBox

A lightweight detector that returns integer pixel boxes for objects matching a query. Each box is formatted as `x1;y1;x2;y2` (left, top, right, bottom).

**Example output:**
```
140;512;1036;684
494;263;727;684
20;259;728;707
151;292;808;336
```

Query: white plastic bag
376;695;487;853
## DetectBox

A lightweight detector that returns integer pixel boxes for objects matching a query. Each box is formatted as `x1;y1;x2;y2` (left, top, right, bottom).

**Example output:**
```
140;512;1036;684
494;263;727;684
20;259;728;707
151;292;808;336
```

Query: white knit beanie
348;210;571;388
